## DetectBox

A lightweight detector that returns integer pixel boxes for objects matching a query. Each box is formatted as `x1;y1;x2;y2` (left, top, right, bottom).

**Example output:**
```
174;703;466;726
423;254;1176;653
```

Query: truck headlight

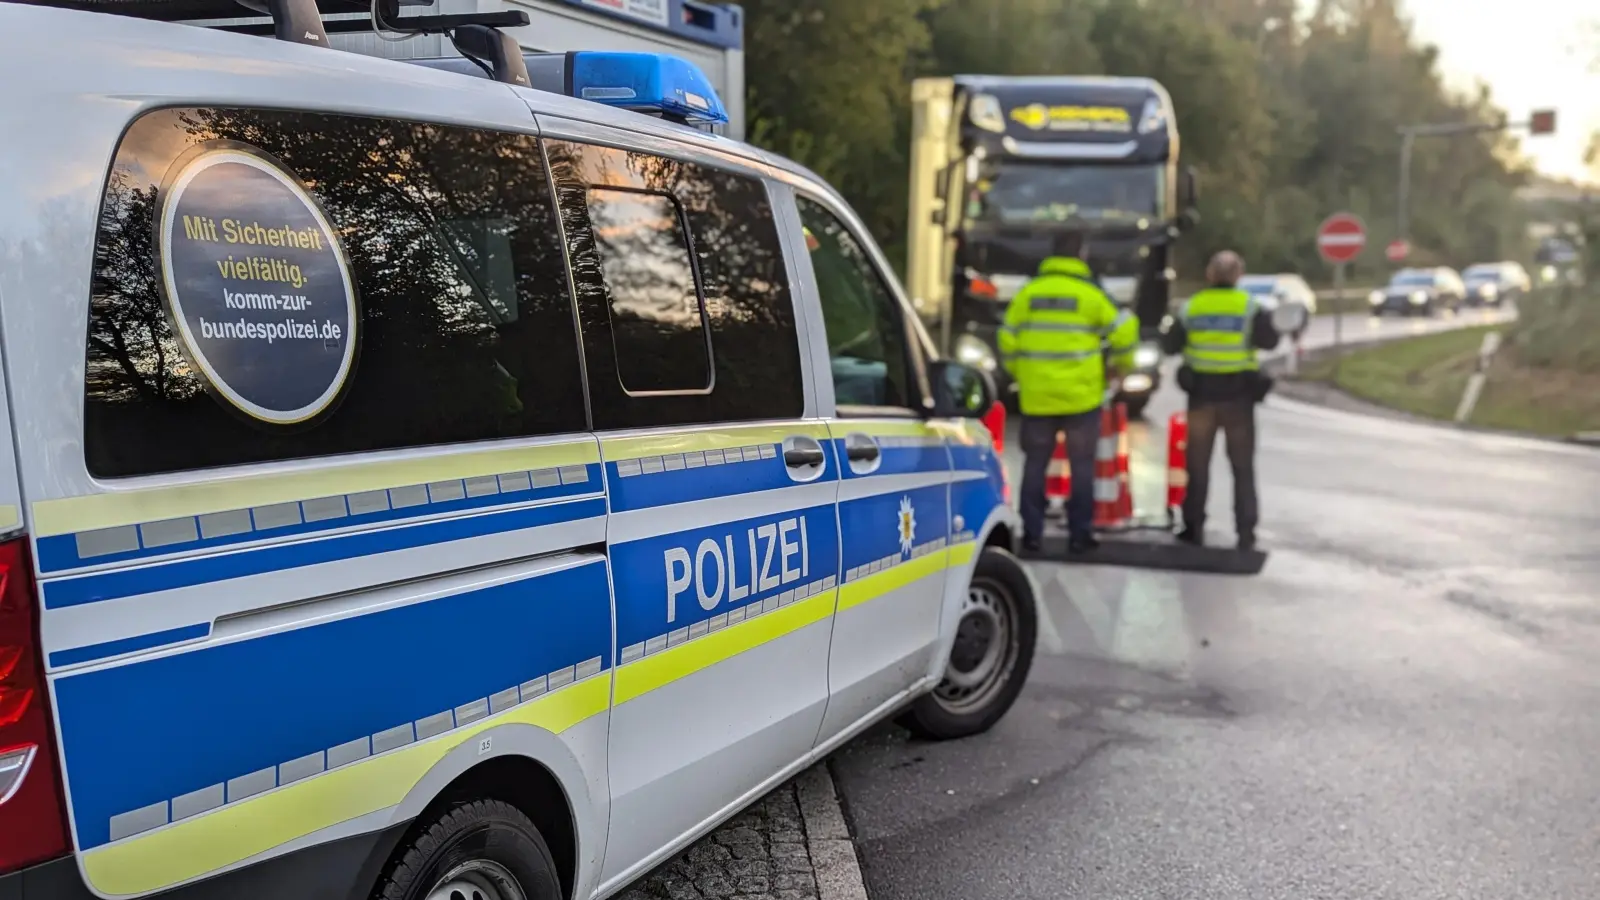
1368;290;1384;305
1409;291;1427;305
1132;346;1161;368
955;334;998;372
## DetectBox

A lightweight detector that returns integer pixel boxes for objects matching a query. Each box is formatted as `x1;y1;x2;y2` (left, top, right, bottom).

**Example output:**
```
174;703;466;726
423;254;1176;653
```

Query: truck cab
907;75;1198;418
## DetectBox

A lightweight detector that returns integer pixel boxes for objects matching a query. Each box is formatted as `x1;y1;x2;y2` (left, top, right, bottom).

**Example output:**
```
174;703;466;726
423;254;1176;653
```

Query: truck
907;75;1199;418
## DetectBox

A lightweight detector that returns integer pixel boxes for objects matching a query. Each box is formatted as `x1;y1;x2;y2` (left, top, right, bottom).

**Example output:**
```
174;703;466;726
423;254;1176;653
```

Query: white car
1238;273;1318;337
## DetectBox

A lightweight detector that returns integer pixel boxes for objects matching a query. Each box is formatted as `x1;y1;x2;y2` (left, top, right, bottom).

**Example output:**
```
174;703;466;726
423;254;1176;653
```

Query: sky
1405;0;1599;183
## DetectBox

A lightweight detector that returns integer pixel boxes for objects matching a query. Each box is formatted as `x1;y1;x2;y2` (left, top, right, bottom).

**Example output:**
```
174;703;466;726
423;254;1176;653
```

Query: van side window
586;188;713;394
795;196;913;411
546;140;803;429
83;108;585;477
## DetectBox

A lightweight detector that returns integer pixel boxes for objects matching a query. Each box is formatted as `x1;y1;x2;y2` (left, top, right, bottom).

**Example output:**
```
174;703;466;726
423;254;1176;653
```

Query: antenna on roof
234;0;328;46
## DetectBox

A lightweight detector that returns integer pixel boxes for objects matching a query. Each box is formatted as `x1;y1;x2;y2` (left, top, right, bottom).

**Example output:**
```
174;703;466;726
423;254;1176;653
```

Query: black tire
1122;397;1149;420
374;799;562;900
900;547;1037;740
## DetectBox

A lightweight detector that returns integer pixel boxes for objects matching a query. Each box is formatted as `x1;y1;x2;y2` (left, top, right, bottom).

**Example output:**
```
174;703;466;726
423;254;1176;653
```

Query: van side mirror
1180;165;1199;209
928;360;996;419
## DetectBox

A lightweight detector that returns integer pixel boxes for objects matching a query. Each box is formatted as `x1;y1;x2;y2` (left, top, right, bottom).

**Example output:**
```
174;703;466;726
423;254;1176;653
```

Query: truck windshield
965;162;1165;226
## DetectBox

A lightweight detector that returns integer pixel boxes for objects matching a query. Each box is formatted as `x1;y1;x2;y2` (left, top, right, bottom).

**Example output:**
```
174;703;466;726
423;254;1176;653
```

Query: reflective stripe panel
1011;349;1102;361
1015;321;1098;333
1029;295;1081;312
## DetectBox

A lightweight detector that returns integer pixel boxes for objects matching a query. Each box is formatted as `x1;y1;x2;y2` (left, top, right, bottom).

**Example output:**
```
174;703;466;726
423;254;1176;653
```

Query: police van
0;2;1036;898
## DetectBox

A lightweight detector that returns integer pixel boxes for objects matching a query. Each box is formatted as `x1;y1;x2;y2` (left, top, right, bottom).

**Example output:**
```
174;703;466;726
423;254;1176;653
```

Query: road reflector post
1454;330;1502;423
1166;411;1188;527
1113;403;1133;523
1093;406;1124;530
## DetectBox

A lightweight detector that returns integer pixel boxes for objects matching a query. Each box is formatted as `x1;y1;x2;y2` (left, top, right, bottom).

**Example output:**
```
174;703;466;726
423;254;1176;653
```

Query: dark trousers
1182;398;1258;538
1020;410;1101;541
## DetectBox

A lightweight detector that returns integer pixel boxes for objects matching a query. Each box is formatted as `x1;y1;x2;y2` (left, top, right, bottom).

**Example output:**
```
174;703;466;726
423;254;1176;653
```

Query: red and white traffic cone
1113;402;1133;523
1093;407;1122;529
1166;411;1188;527
1044;431;1070;519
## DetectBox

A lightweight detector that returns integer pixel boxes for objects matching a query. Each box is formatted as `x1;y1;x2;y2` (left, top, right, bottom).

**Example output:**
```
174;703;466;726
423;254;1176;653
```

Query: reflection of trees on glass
547;140;802;429
586;188;711;393
84;108;585;477
798;197;910;409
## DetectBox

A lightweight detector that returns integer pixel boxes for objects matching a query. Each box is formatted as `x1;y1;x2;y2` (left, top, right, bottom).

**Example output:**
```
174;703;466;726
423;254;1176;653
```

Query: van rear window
83;108;586;477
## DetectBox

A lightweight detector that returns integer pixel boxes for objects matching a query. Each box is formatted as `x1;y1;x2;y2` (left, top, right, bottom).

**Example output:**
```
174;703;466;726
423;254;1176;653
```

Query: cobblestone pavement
614;776;825;900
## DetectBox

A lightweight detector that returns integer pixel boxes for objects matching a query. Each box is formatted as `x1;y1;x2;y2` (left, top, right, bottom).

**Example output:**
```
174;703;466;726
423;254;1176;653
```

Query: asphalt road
830;301;1600;898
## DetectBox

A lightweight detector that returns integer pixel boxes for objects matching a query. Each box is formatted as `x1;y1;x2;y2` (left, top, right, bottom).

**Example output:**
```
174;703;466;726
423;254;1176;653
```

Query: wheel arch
371;721;606;900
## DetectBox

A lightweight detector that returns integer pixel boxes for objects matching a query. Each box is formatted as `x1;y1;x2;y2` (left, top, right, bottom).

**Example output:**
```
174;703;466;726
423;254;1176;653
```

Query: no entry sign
1317;213;1367;265
1386;239;1411;262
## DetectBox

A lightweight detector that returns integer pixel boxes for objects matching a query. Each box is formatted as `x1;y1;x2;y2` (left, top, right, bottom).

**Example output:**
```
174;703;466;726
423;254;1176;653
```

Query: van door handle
846;444;880;462
784;447;825;468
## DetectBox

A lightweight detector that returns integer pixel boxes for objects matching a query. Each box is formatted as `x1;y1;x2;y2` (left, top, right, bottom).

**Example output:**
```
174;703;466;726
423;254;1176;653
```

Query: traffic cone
1093;407;1121;528
1113;403;1133;523
1166;411;1188;525
1044;431;1070;519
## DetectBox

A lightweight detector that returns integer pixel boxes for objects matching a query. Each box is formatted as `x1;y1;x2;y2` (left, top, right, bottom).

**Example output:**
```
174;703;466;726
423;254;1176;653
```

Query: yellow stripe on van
79;676;609;897
837;552;949;613
0;504;18;533
947;540;978;569
602;422;832;461
33;440;600;537
614;591;835;704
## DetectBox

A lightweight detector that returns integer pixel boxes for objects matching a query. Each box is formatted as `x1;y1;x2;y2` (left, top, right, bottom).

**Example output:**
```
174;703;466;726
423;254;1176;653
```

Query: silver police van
0;3;1035;898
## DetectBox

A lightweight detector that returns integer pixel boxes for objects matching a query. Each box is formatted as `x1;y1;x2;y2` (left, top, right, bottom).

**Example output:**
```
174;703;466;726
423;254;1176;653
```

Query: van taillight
0;537;70;873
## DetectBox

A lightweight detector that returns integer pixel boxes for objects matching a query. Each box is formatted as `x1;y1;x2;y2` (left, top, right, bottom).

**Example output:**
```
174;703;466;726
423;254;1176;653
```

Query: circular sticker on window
156;143;359;426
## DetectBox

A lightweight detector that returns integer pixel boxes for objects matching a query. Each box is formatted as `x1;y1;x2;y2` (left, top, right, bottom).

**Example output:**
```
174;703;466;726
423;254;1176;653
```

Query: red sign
1317;212;1367;265
1530;109;1557;136
1386;239;1411;262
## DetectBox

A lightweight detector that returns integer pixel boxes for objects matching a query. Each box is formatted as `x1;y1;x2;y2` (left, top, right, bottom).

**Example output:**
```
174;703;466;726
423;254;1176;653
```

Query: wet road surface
831;303;1600;898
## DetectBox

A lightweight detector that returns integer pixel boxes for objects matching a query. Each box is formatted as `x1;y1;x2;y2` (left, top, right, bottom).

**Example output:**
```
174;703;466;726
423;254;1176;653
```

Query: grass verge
1296;324;1600;438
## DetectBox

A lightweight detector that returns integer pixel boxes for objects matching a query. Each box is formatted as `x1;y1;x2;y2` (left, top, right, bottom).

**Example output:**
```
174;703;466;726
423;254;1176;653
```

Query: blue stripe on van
609;502;841;651
951;472;1003;542
34;464;603;574
53;559;612;850
41;497;607;609
606;452;807;513
833;441;949;480
837;484;950;573
947;443;995;473
48;622;213;669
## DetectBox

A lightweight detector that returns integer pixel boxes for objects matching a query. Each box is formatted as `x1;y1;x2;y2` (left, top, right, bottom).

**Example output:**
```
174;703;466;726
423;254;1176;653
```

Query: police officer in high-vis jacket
1162;250;1280;550
1000;234;1140;554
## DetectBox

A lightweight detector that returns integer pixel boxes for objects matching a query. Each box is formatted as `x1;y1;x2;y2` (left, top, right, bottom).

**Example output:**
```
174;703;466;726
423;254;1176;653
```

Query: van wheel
374;799;562;900
901;547;1037;740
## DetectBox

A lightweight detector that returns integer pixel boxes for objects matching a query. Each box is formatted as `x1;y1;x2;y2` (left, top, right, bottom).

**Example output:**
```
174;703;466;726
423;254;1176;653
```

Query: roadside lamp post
1396;111;1557;249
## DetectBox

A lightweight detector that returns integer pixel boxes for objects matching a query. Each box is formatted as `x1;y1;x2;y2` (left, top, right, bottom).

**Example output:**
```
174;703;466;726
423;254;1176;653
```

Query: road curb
797;763;870;900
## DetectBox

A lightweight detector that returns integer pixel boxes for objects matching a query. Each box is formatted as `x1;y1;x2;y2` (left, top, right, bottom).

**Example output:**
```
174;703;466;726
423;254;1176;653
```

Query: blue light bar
568;51;730;126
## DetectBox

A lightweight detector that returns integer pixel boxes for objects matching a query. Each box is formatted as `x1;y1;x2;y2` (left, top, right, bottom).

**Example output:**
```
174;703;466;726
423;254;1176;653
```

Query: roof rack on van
227;0;531;85
36;0;532;85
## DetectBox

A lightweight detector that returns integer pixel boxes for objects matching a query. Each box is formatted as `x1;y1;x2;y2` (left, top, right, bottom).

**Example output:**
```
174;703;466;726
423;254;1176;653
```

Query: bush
1509;284;1600;374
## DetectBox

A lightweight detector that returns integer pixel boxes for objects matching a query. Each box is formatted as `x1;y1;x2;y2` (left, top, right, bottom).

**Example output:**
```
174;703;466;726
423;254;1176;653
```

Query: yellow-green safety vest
1179;287;1259;374
998;256;1140;416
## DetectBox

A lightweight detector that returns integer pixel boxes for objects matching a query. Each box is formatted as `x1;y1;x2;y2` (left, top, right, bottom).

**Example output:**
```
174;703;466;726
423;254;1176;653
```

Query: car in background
1461;261;1530;306
1238;273;1318;338
1368;267;1467;317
